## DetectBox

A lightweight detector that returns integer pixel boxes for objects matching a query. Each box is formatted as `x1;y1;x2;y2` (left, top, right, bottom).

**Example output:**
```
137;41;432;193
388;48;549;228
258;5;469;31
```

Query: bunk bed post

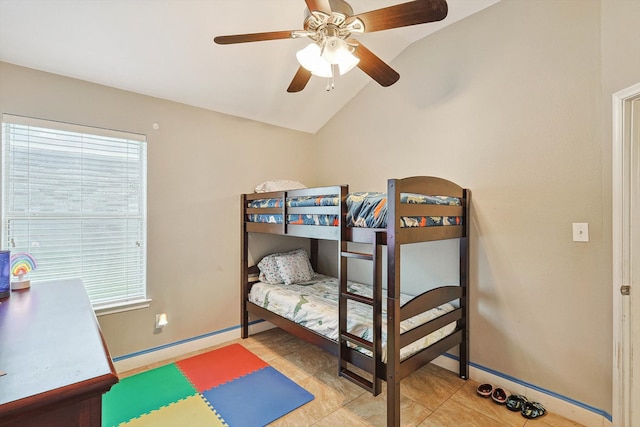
338;185;349;376
459;189;471;379
310;238;319;271
240;194;249;339
386;179;401;427
372;230;383;396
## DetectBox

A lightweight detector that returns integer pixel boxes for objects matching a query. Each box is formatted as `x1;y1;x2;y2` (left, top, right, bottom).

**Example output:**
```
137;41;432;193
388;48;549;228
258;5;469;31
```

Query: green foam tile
102;363;197;427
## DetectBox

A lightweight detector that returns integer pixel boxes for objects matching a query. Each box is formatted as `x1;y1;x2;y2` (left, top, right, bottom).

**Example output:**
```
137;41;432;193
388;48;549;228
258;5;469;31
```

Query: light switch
573;223;589;242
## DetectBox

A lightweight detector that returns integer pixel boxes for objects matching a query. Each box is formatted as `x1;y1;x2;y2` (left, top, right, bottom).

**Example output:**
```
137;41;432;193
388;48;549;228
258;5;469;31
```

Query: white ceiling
0;0;499;134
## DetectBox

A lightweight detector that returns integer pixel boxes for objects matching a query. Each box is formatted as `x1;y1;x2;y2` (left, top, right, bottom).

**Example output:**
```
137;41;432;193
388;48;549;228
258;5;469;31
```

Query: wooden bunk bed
240;176;470;426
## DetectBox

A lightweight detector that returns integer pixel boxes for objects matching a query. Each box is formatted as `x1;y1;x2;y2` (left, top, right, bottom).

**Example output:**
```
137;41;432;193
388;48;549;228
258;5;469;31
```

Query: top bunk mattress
247;192;462;228
248;273;457;362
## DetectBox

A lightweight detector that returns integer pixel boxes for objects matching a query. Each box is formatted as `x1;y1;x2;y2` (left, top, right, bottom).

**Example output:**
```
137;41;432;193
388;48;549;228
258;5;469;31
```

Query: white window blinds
1;115;147;308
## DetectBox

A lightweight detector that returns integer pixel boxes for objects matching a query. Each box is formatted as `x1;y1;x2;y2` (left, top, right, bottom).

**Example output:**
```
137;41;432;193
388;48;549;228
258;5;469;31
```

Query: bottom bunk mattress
248;274;457;362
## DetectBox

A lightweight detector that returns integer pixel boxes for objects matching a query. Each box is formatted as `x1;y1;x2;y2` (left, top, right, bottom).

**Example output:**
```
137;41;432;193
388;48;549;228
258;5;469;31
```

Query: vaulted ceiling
0;0;499;133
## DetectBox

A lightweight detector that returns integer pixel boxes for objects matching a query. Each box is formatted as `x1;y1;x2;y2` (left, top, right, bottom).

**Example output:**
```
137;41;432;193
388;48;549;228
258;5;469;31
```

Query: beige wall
0;61;316;357
3;0;640;418
316;0;632;415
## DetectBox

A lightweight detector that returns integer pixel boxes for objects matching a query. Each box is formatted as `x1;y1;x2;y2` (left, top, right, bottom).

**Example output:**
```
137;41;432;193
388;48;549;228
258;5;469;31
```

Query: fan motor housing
303;0;359;40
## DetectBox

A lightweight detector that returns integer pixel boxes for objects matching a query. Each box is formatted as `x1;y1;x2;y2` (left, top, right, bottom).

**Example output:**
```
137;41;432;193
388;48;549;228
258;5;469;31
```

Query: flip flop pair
506;394;527;411
476;383;493;397
476;383;509;404
522;401;546;419
506;394;546;419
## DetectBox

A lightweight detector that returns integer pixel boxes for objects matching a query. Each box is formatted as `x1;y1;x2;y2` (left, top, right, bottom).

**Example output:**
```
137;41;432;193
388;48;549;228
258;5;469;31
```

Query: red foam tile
176;343;268;392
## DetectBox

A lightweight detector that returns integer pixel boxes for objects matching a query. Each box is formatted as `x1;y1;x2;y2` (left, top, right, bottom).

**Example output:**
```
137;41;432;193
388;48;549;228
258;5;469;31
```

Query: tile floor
121;328;585;427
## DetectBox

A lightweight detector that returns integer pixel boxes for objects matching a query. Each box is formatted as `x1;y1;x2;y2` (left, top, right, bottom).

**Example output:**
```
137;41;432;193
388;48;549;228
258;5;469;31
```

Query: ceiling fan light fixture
296;37;359;78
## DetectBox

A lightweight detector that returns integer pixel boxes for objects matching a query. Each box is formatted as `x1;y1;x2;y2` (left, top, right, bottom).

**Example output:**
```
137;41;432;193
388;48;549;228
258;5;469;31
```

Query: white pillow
274;249;314;285
257;253;283;284
254;180;307;193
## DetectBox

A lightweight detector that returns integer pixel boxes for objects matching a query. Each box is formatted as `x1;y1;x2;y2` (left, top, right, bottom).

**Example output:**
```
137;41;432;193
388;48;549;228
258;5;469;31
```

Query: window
1;115;147;309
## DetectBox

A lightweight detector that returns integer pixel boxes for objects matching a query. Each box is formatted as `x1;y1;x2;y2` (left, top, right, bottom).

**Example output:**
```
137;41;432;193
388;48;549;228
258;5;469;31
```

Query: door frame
612;81;640;427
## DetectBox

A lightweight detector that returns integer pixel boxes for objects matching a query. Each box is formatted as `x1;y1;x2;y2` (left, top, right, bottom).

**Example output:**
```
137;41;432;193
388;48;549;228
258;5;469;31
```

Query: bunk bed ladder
338;231;384;396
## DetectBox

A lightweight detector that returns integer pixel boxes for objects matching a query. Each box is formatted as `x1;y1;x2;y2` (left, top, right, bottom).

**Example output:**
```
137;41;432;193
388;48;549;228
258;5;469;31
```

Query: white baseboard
431;355;611;427
113;323;610;427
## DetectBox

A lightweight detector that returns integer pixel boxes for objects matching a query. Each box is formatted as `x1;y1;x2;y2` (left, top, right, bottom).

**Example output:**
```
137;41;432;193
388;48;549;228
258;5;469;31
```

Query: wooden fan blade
351;41;400;87
351;0;448;33
305;0;332;14
287;67;313;92
214;30;296;44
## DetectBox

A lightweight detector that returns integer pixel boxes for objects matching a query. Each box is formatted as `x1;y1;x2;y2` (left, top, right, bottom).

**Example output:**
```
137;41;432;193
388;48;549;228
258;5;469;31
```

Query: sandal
476;383;493;397
505;394;528;412
522;401;546;419
491;387;509;404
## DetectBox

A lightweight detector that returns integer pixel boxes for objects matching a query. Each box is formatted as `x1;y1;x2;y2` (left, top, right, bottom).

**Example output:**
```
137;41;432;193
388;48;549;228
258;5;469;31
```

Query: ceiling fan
214;0;448;92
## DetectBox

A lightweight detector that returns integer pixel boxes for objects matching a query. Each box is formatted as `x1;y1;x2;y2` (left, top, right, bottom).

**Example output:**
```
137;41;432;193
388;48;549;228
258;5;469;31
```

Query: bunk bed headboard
385;174;470;300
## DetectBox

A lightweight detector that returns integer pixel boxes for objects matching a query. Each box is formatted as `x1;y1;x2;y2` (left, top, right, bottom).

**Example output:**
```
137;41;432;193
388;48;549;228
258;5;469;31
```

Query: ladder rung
342;291;373;306
340;368;374;392
341;332;373;351
340;251;373;261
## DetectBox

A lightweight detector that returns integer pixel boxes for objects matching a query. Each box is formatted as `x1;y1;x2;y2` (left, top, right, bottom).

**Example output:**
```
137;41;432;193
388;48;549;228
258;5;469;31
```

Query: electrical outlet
572;223;589;242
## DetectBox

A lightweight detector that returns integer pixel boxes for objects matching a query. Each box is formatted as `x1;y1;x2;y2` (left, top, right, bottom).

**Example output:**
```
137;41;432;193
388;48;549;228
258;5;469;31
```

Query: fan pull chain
326;64;337;91
326;77;335;91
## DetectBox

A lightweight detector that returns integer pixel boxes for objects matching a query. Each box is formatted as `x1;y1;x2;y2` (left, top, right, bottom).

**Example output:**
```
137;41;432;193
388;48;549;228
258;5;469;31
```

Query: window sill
95;298;152;317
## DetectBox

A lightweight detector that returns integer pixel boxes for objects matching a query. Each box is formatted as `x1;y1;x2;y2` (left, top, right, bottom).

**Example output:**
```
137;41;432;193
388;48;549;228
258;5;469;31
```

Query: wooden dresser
0;279;118;426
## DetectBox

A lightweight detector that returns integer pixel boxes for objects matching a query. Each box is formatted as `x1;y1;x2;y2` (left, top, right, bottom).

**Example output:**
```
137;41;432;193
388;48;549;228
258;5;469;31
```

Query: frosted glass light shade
323;37;360;75
296;43;332;77
337;50;359;75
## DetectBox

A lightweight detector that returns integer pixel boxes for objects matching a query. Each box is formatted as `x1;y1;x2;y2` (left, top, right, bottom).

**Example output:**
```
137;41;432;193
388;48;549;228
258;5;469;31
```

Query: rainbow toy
10;252;37;290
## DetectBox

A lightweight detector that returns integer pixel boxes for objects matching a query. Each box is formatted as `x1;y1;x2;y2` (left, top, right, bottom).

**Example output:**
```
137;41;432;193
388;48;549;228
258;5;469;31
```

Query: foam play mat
103;343;314;426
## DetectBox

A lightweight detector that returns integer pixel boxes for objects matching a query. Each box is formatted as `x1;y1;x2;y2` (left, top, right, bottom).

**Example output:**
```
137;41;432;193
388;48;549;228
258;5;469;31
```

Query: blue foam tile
202;366;314;427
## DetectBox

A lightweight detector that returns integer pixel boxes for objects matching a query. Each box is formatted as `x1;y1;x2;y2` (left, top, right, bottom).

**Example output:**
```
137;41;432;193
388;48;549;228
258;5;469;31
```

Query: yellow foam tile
121;394;227;427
